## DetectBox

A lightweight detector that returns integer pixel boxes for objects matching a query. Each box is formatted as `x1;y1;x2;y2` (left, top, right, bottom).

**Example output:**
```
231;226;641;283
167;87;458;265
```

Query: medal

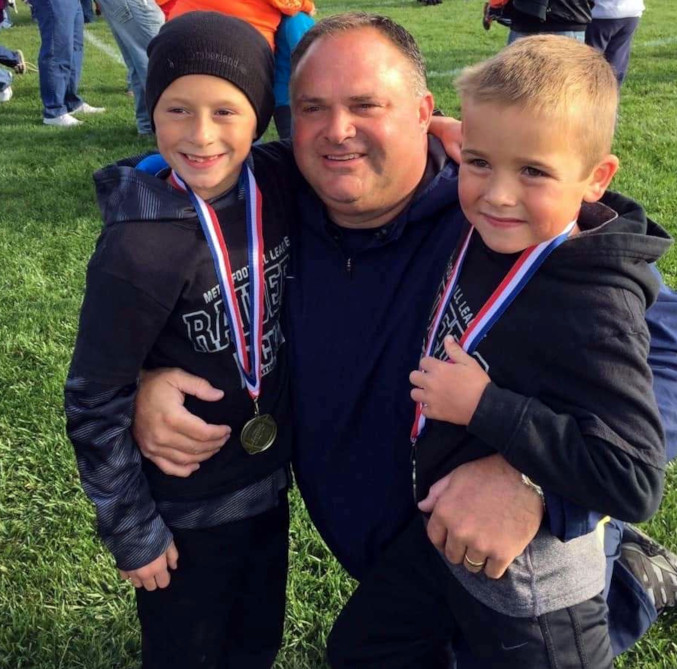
409;221;575;496
241;401;278;454
170;163;277;455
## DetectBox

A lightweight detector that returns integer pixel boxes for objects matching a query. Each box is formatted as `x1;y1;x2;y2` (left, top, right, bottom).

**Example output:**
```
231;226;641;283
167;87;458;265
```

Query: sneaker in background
13;49;26;74
620;524;677;614
0;86;13;102
43;113;82;127
71;102;106;114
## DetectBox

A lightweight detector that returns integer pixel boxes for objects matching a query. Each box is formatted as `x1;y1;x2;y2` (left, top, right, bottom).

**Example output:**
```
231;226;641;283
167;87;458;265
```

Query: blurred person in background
0;43;24;101
168;0;315;50
31;0;105;126
586;0;645;86
508;0;593;43
273;11;314;138
96;0;164;135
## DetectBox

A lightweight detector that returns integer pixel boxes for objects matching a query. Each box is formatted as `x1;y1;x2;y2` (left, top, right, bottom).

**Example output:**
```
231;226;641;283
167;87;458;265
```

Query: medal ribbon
410;220;576;443
169;166;265;400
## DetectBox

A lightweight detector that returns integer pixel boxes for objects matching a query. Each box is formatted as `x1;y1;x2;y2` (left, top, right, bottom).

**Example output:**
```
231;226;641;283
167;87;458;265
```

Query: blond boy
328;35;670;669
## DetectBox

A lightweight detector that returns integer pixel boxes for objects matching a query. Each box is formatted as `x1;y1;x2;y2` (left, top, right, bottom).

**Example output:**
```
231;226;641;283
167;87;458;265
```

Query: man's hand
119;541;179;591
418;454;544;579
134;368;231;477
410;337;490;425
428;115;462;164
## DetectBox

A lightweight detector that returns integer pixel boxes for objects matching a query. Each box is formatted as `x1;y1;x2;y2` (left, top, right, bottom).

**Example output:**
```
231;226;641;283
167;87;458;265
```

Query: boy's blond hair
456;35;618;173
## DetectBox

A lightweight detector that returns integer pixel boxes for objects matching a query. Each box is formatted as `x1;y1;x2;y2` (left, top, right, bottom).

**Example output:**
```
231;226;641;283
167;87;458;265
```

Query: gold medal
241;412;277;455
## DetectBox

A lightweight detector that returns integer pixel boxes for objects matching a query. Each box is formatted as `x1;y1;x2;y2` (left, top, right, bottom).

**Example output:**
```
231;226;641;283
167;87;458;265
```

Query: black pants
327;515;613;669
585;17;641;86
135;493;289;669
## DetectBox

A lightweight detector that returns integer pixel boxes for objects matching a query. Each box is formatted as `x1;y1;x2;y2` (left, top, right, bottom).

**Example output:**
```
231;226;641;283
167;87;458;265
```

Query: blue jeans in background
80;0;95;22
508;29;586;45
97;0;163;134
0;43;20;91
32;0;84;118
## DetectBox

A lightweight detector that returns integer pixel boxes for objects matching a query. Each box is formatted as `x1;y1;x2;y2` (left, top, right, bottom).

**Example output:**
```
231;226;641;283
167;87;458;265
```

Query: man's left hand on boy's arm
419;455;544;579
410;337;490;425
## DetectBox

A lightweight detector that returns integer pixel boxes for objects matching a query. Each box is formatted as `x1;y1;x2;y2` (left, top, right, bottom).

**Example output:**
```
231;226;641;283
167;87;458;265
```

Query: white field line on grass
429;68;462;78
641;36;677;47
83;21;675;77
83;30;126;67
427;34;675;79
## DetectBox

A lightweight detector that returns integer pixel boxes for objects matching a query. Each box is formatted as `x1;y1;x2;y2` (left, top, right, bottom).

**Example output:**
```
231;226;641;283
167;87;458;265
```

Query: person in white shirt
586;0;645;85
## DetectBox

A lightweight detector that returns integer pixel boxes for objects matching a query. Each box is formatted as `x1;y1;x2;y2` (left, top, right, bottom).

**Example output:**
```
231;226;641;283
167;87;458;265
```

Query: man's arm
418;453;544;579
133;368;231;477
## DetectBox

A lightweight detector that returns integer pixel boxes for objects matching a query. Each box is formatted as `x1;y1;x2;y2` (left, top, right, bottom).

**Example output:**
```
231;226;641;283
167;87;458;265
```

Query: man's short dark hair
290;12;428;96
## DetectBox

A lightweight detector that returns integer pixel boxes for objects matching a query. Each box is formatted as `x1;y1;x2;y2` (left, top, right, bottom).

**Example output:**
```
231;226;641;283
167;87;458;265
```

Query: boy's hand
119;541;179;591
428;116;462;164
134;368;231;477
410;337;490;425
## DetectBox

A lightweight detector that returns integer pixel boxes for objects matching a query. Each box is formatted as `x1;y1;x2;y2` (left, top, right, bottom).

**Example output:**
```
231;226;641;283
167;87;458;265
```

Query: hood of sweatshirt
544;189;673;309
93;153;222;228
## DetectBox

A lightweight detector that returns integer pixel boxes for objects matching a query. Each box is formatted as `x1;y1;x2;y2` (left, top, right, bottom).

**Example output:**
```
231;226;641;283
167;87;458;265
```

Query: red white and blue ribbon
169;166;265;400
410;220;576;443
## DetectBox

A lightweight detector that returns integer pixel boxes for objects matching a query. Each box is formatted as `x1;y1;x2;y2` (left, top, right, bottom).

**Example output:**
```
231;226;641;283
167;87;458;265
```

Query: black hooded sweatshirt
417;193;671;521
413;193;671;617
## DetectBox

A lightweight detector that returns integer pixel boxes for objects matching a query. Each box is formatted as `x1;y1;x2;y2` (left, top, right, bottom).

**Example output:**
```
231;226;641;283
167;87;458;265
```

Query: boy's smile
459;101;618;254
154;74;258;201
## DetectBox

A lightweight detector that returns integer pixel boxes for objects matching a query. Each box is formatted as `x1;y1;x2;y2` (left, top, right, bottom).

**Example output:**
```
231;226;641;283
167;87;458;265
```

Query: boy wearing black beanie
65;12;297;668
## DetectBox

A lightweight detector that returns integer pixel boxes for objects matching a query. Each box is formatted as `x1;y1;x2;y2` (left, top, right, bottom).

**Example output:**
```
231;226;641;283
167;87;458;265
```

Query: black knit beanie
146;12;274;138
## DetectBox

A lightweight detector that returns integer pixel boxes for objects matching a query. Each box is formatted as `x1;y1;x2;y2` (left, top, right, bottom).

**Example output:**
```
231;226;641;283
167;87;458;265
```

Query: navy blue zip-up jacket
287;139;677;579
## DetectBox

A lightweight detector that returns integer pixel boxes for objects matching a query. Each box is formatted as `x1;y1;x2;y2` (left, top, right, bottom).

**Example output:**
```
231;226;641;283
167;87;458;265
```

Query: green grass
1;1;676;666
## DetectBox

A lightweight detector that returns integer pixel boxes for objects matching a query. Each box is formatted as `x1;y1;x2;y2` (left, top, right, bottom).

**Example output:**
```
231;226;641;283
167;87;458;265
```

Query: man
132;12;677;662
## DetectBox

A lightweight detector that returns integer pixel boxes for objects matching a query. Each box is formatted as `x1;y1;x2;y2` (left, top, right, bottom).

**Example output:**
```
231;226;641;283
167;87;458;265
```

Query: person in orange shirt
168;0;315;49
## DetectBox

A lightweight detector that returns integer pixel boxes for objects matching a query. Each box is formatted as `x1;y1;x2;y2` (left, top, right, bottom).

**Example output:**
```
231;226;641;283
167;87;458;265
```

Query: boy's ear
582;154;619;203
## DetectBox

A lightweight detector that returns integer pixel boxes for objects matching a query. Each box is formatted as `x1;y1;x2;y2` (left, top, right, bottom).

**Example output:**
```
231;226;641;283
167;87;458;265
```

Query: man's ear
418;90;435;132
583;154;619;202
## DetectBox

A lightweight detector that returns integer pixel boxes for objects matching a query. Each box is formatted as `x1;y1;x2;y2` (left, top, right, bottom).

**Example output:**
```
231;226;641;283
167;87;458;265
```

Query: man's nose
324;108;356;144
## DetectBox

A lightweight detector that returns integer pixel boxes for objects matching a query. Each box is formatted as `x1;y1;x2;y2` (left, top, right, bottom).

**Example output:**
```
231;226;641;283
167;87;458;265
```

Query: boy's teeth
327;154;359;161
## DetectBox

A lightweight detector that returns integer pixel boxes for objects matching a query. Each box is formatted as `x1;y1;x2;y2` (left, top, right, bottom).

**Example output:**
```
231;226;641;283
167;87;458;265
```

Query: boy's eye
167;107;187;115
215;109;235;117
466;158;489;169
523;166;548;178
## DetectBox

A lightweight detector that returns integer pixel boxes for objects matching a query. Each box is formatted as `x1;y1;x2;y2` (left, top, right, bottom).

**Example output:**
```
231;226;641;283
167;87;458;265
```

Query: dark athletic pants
135;493;289;669
586;17;641;85
327;515;613;669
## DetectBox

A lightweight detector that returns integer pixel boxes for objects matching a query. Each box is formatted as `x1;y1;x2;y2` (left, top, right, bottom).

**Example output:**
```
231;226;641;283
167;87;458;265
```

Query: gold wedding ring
463;554;486;569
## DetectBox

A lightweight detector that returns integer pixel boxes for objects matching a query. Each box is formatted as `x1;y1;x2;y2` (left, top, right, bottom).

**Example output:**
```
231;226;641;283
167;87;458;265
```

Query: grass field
1;1;676;667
